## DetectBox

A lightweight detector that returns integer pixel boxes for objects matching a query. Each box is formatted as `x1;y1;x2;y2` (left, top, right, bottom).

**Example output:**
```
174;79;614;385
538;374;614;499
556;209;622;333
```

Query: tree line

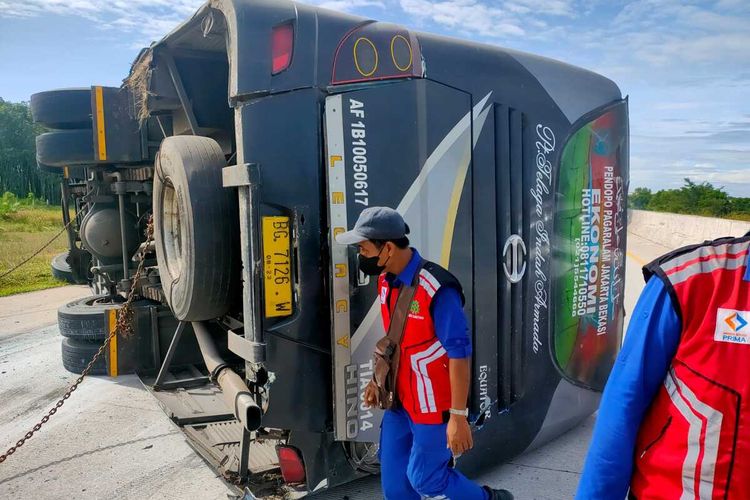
0;98;60;203
630;179;750;221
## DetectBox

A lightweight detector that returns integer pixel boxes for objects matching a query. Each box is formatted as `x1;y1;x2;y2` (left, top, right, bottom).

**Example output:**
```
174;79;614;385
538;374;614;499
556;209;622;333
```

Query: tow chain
0;216;155;464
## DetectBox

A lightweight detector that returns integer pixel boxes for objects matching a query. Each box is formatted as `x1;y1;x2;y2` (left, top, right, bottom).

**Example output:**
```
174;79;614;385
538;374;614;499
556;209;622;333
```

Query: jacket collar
385;248;420;287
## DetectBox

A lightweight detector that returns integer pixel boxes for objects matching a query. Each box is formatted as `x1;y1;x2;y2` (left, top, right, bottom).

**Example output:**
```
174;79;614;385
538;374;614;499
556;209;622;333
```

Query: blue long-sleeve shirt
576;276;681;499
385;248;472;359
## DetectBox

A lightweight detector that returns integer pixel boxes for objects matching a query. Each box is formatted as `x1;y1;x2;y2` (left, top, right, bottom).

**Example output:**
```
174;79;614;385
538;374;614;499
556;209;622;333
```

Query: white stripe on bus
350;94;493;354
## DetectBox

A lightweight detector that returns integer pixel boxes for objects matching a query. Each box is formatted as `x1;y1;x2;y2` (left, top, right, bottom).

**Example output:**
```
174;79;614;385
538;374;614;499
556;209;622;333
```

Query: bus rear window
552;102;629;391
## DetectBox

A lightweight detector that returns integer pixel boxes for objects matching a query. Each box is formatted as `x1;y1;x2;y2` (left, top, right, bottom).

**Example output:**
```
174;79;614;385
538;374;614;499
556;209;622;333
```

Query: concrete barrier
629;209;750;250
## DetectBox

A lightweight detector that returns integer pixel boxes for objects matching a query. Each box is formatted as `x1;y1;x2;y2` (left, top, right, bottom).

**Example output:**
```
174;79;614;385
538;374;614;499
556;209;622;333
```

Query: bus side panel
326;79;484;442
470;103;499;420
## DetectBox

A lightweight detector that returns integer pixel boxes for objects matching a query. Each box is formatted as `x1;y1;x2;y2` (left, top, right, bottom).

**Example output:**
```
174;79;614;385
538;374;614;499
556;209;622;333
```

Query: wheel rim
162;179;185;278
89;296;125;306
345;441;380;474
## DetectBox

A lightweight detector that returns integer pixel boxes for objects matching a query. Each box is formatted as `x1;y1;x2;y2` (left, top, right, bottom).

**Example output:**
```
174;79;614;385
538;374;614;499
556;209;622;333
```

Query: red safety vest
378;261;463;425
631;236;750;500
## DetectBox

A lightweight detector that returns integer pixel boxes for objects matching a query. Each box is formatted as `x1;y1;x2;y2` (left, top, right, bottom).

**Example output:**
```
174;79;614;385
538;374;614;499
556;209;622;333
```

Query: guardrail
629;210;750;250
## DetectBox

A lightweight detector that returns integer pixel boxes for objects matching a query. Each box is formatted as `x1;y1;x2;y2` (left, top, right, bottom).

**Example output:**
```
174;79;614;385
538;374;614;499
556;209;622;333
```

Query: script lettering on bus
530;124;555;355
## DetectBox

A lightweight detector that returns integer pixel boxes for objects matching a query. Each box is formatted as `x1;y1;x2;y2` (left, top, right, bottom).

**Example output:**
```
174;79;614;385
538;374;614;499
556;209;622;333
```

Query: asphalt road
0;231;670;500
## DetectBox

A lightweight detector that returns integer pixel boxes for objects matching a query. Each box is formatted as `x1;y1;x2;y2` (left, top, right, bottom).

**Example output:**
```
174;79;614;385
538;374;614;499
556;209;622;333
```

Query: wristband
449;408;468;417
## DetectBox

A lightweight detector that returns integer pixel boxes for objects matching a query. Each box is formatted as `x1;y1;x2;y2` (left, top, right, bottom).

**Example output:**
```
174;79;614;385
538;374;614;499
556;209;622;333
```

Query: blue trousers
379;407;489;500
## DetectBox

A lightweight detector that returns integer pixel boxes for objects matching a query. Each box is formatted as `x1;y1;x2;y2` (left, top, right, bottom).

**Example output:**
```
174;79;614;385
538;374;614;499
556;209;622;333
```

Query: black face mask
358;245;389;276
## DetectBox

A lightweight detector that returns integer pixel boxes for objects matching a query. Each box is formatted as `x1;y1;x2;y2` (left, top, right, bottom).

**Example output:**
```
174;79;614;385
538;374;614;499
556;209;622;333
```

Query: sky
0;0;748;195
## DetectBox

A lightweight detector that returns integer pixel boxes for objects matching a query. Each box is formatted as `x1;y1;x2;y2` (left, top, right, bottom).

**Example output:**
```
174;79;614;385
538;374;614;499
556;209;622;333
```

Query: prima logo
503;234;527;284
714;308;750;345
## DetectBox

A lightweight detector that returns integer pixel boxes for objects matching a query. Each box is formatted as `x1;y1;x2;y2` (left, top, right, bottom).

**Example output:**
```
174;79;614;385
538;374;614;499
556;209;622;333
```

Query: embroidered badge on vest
715;308;750;344
408;299;425;320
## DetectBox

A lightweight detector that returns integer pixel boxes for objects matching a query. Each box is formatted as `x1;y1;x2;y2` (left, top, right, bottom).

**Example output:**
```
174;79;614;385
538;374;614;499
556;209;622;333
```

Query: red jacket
378;261;462;424
631;236;750;499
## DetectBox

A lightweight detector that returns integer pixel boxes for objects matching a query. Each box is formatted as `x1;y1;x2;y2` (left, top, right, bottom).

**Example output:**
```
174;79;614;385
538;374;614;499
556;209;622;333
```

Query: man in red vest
577;234;750;499
337;207;513;500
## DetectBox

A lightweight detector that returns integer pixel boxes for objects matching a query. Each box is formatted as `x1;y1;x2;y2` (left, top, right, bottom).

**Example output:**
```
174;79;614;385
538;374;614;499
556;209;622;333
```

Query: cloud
665;165;750;187
694;149;750;166
396;0;580;39
399;0;526;37
556;0;750;88
315;0;386;11
0;2;42;17
654;102;702;111
643;33;750;66
0;0;204;45
504;0;574;17
630;155;750;195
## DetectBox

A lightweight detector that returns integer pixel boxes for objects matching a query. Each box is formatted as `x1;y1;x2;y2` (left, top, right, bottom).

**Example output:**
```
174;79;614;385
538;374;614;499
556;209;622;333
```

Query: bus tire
30;89;93;129
36;130;94;167
153;136;237;321
61;337;107;375
51;251;77;284
58;295;120;341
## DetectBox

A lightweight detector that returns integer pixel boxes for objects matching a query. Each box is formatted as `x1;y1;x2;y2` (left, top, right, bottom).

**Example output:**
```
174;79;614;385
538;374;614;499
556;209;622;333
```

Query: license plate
262;216;292;318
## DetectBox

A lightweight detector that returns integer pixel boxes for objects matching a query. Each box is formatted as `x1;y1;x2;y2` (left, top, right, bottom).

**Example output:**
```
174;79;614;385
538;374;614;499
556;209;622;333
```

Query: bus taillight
272;23;294;74
276;445;306;483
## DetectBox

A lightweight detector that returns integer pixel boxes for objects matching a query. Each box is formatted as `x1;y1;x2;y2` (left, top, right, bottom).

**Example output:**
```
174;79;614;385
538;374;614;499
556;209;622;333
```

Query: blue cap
335;206;410;245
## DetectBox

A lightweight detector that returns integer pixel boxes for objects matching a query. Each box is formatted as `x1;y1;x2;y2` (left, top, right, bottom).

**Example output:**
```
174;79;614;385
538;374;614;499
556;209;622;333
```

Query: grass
727;212;750;222
0;205;71;297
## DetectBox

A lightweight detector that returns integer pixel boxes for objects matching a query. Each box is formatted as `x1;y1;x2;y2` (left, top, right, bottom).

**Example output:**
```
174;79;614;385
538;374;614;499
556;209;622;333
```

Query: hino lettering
345;364;359;439
27;0;629;495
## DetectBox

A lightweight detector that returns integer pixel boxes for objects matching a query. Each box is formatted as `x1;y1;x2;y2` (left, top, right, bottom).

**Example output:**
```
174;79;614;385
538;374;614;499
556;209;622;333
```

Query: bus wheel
36;130;95;167
153;136;237;321
58;295;123;341
31;88;93;130
61;338;108;375
51;251;77;284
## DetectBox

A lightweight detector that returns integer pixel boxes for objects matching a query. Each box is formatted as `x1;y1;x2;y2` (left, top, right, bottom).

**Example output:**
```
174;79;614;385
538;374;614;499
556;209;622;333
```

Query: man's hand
446;414;473;456
447;357;472;456
363;380;379;408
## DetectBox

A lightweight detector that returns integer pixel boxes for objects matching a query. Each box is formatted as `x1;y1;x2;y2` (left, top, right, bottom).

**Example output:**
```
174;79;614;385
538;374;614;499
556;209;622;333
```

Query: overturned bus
30;0;629;495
